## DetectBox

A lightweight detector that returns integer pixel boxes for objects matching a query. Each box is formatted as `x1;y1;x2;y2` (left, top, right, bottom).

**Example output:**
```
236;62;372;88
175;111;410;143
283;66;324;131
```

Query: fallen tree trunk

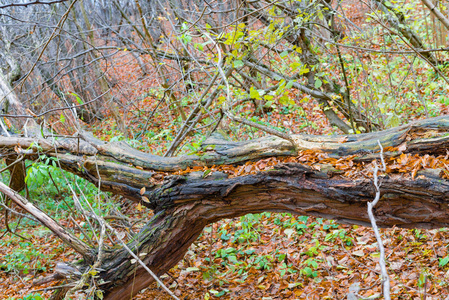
99;164;449;299
2;116;449;299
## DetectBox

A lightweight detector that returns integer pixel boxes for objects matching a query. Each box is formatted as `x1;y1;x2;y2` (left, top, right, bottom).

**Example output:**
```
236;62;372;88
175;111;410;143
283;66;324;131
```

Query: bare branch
0;0;70;9
367;141;390;299
421;0;449;31
0;181;93;259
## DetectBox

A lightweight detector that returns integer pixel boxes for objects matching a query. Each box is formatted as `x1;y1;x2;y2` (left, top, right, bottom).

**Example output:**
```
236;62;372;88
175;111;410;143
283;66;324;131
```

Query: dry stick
0;155;24;174
367;140;390;300
0;86;107;119
65;220;105;300
0;0;70;8
0;181;91;257
367;0;449;85
164;70;222;157
0;199;37;222
167;68;233;157
1;193;31;241
102;220;180;300
0;194;35;241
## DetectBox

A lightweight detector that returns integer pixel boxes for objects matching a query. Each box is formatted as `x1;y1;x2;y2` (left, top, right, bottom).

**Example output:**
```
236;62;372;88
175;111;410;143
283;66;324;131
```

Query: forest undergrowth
2;1;449;299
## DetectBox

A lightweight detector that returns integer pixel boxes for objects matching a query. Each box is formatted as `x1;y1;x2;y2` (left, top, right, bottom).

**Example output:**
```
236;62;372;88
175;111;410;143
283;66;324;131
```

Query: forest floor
2;84;449;299
2;207;449;299
2;2;449;300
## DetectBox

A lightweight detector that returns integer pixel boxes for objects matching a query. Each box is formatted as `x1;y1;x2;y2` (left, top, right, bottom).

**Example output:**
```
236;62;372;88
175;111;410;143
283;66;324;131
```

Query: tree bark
99;162;449;299
421;0;449;32
2;116;449;299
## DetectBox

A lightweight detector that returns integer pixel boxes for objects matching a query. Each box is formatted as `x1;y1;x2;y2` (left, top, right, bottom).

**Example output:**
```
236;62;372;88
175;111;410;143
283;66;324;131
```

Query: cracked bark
2;116;449;298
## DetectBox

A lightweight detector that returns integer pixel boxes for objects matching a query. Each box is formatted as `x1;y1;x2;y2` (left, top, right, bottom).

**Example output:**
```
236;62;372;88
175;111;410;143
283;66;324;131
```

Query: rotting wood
1;116;449;299
99;163;449;299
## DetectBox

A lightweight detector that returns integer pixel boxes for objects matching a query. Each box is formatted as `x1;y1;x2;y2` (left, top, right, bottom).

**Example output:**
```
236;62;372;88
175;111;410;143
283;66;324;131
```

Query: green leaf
299;68;310;75
195;43;204;51
439;256;449;267
279;95;295;106
290;62;301;71
286;80;294;89
233;60;244;68
314;79;322;89
202;169;212;178
280;51;289;58
250;86;261;99
228;255;238;264
302;267;312;275
60;113;65;123
288;282;301;289
70;92;83;105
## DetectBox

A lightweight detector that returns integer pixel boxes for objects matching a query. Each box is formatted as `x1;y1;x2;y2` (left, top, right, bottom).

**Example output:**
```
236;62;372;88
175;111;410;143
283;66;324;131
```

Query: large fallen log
97;164;449;299
2;116;449;299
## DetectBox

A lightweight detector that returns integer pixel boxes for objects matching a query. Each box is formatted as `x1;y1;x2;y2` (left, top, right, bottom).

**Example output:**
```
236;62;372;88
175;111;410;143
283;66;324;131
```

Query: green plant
324;229;354;246
439;256;449;268
6;294;44;300
252;254;273;270
300;258;320;278
24;156;110;218
278;252;298;277
302;239;324;257
209;288;230;298
274;214;308;235
418;271;429;289
215;247;239;265
16;293;44;300
231;214;261;243
0;242;49;274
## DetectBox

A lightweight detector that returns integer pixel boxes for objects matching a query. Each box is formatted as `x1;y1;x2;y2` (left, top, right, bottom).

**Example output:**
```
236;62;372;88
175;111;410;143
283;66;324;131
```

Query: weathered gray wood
1;116;449;299
99;163;449;299
0;182;93;259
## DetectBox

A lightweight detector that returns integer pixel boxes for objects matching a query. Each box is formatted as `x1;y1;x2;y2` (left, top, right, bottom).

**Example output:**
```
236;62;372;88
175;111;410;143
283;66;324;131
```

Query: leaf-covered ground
2;211;449;299
2;89;449;299
2;2;449;299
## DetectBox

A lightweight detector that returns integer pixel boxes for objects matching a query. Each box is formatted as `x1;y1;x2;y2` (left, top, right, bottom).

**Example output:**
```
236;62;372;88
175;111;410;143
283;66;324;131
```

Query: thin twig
0;0;70;9
18;0;79;90
367;140;390;299
0;180;91;256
